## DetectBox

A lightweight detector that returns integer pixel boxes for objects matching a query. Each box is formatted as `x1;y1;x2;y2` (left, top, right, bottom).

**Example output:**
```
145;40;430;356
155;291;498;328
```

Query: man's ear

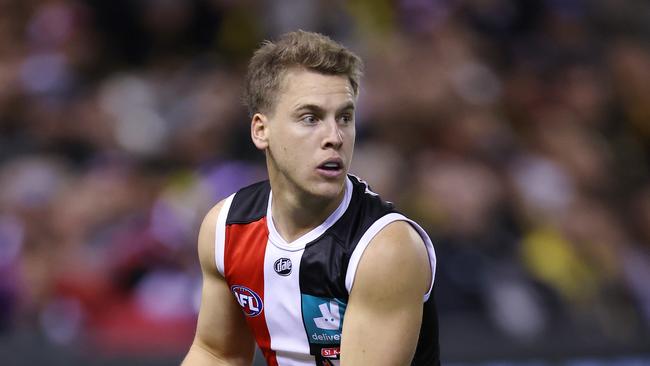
251;113;269;150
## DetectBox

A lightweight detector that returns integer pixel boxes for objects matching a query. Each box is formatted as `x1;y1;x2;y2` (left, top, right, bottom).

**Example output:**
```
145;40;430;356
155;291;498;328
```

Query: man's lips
317;158;343;170
317;158;344;177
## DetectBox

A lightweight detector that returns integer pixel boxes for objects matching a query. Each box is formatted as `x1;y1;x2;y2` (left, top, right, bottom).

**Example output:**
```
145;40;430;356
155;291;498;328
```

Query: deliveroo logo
301;294;346;344
314;301;341;330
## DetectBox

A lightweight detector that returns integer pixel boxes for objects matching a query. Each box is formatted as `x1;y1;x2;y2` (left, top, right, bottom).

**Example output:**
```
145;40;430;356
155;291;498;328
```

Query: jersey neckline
266;177;353;251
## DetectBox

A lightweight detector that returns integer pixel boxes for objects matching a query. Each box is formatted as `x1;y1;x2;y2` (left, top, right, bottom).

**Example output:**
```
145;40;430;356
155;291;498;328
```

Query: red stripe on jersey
224;217;278;366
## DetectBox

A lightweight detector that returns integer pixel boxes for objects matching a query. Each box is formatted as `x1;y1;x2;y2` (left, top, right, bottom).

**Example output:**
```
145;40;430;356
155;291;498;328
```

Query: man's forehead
278;68;355;103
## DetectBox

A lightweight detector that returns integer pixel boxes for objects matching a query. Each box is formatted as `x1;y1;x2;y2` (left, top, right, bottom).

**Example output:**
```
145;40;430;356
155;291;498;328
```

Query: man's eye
339;114;353;124
301;115;318;124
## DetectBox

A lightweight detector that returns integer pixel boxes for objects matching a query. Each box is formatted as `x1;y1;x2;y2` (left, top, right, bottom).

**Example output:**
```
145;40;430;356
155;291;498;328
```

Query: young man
182;30;439;366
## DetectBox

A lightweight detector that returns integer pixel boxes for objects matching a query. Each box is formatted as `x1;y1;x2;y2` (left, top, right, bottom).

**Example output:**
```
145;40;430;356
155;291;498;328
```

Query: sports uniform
214;175;439;366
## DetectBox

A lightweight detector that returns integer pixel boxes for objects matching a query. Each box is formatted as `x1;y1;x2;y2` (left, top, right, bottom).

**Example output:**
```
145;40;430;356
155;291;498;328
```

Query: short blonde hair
243;30;363;117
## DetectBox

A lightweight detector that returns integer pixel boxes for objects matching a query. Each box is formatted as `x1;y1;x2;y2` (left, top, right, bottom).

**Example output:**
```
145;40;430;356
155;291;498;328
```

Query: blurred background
1;0;649;365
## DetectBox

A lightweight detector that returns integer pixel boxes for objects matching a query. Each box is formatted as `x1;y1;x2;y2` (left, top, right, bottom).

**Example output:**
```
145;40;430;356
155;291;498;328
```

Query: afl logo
231;286;263;317
274;258;292;276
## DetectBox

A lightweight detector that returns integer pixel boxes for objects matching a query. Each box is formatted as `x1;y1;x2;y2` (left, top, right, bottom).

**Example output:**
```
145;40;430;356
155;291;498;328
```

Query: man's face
253;68;356;200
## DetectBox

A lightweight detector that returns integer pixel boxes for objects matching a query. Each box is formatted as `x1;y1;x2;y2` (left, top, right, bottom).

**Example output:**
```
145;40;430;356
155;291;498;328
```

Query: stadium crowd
0;0;649;363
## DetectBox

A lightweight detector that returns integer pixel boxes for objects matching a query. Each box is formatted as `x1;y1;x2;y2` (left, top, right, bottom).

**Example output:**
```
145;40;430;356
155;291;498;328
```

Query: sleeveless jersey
214;175;439;366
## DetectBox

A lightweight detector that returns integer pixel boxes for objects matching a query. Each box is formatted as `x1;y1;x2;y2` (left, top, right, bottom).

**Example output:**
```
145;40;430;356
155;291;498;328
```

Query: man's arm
340;221;432;366
182;201;256;366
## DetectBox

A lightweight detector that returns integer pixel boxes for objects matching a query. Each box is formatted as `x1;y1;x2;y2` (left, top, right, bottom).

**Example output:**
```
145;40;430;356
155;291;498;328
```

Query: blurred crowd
1;0;649;361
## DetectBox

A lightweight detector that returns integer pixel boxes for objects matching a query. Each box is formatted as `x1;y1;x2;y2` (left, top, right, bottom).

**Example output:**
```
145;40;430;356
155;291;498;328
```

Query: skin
182;201;256;366
182;68;431;365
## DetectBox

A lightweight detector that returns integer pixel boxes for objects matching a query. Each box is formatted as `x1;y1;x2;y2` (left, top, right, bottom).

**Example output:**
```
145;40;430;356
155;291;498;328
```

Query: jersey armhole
345;213;437;302
215;194;235;276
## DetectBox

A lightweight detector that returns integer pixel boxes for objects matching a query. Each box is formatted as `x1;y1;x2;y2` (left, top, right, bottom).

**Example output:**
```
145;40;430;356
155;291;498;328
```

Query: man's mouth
317;159;344;178
318;161;342;171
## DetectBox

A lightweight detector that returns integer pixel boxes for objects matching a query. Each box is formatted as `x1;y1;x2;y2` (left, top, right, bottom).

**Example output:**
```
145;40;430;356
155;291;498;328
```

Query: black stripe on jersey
226;180;270;225
300;234;348;360
300;235;349;299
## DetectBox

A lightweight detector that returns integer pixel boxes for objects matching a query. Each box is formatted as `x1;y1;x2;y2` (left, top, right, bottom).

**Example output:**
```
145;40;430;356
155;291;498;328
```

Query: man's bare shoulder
353;220;431;301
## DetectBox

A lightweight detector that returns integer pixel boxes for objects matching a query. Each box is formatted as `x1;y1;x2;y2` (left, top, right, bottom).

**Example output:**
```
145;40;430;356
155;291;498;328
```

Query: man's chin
311;180;346;199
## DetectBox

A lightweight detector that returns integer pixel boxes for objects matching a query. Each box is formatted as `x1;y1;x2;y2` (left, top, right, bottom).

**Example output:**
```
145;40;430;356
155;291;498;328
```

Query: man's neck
270;182;345;243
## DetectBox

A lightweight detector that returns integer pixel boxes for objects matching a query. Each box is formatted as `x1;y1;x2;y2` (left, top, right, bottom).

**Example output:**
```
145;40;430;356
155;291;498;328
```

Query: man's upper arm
340;220;431;366
182;200;255;366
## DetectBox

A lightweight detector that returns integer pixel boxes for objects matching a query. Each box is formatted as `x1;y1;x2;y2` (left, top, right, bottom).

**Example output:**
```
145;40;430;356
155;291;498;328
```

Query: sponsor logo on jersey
273;258;292;276
314;301;341;330
321;347;341;358
231;285;263;317
312;332;341;342
301;294;347;345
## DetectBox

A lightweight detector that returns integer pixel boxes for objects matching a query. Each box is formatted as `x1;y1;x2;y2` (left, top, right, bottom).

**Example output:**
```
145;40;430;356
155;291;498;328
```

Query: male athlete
182;30;439;366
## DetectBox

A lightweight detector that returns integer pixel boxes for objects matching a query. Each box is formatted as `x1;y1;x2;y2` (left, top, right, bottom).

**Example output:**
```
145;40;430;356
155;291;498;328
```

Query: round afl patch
231;285;263;317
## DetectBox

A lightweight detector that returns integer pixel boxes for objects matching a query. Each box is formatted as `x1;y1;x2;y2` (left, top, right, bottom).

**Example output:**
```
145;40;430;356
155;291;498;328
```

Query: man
182;30;439;366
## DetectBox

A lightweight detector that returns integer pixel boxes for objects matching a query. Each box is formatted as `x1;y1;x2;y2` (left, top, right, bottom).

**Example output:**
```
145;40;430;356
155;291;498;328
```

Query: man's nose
321;118;343;149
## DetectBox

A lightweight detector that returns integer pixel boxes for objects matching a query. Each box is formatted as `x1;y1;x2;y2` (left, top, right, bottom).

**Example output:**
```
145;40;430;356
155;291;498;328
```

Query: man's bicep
340;221;430;366
183;202;255;366
191;270;255;364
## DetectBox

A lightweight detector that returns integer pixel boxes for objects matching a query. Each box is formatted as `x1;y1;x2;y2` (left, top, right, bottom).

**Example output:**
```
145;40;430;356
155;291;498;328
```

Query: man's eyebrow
337;102;355;114
292;102;356;115
293;104;326;115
